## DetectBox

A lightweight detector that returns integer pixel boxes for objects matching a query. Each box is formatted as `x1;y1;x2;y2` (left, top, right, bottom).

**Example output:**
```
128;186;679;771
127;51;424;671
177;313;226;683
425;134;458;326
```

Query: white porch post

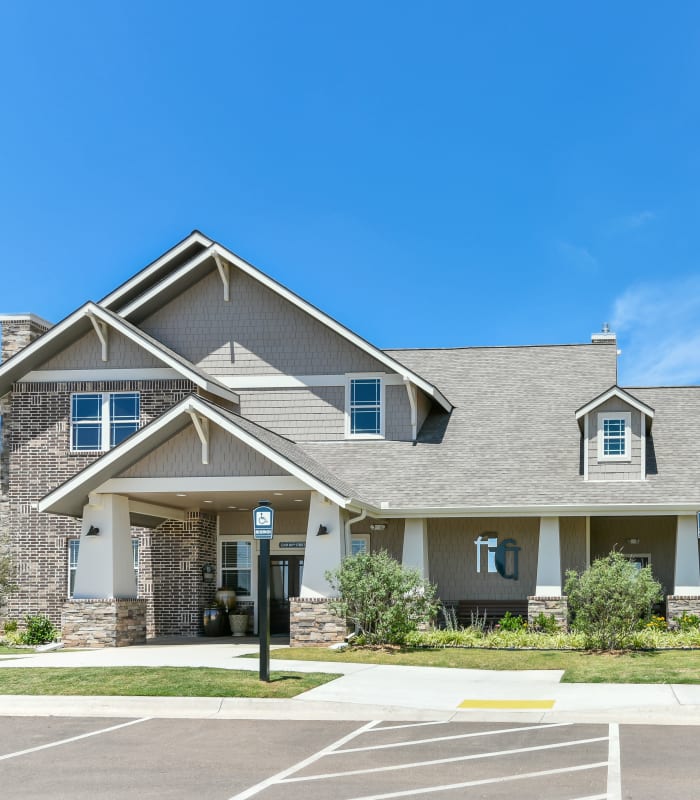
402;518;429;579
300;491;345;597
673;515;700;594
73;494;137;599
535;516;562;596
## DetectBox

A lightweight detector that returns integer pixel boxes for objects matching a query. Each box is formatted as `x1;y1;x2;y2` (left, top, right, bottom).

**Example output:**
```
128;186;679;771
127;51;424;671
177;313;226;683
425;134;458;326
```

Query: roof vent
591;323;616;345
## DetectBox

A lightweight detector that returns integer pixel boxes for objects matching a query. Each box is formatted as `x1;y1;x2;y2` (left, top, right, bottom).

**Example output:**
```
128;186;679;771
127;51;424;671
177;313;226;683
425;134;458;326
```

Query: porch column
402;518;429;579
673;515;700;594
73;493;137;599
300;491;345;598
535;516;562;595
529;516;567;629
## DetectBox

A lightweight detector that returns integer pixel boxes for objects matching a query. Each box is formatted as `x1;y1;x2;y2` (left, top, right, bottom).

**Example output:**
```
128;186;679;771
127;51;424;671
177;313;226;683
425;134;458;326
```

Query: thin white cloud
611;276;700;385
616;210;656;231
555;240;598;271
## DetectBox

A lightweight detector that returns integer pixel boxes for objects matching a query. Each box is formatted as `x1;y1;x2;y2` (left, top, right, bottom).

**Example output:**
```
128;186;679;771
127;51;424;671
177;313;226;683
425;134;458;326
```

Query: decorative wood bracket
213;253;230;302
87;312;109;361
188;410;209;465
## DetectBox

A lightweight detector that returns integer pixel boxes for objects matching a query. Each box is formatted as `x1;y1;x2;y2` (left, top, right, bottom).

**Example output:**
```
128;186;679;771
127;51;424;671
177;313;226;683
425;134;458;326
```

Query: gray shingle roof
299;343;700;510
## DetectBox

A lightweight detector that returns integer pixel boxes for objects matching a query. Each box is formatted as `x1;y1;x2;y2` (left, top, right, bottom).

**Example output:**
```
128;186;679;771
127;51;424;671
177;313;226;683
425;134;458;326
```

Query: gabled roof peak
575;385;655;421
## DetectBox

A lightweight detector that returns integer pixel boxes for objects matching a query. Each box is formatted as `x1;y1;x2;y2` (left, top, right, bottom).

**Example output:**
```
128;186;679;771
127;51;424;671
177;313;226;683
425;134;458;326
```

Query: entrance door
269;556;304;635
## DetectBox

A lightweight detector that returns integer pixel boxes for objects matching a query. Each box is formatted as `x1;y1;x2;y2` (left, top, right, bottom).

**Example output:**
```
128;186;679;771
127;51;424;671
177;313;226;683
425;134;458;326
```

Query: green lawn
263;646;700;684
0;646;27;655
0;667;339;697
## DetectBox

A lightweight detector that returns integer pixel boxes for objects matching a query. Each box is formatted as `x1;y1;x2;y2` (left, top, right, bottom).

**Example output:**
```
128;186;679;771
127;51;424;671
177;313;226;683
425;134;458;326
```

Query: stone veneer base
289;597;347;647
666;595;700;621
527;596;568;630
61;599;147;647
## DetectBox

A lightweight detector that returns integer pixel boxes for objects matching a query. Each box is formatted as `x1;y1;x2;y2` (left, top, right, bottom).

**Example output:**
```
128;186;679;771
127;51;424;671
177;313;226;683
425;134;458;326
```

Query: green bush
21;615;57;645
564;551;664;650
497;611;525;632
326;550;439;645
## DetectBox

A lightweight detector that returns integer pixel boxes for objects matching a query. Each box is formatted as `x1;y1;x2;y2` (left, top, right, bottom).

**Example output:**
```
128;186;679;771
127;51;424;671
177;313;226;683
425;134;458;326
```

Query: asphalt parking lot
1;717;699;799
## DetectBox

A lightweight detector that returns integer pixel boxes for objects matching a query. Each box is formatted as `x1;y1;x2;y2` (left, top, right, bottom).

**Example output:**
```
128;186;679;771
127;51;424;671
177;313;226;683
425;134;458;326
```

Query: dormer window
598;411;631;461
346;375;384;438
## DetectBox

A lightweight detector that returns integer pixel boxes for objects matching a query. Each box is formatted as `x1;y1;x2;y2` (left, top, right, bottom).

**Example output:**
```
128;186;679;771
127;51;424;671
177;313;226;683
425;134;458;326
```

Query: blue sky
1;3;699;385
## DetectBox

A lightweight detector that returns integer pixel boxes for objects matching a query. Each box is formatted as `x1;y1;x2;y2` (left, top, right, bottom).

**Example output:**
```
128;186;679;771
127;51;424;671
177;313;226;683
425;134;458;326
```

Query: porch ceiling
121;488;311;514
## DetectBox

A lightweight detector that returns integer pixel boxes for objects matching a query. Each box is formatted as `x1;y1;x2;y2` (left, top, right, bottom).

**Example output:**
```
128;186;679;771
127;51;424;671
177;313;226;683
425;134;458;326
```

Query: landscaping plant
564;551;664;650
326;549;439;645
21;615;57;645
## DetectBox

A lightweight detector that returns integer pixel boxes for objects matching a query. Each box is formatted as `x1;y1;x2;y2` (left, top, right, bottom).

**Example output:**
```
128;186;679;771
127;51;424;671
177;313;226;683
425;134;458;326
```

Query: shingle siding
237;387;345;441
138;267;386;375
39;329;163;370
586;398;642;481
121;422;288;479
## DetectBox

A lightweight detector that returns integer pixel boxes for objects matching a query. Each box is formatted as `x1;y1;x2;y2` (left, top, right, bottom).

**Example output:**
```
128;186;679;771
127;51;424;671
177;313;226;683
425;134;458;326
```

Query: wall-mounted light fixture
369;523;387;531
86;525;100;536
202;563;215;582
626;538;640;545
317;524;329;536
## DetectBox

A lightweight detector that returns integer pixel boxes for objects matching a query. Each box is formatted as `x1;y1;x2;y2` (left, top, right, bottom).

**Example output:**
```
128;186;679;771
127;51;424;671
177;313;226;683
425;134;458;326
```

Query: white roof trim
0;302;239;405
100;231;213;309
39;395;352;516
575;386;655;420
105;239;453;413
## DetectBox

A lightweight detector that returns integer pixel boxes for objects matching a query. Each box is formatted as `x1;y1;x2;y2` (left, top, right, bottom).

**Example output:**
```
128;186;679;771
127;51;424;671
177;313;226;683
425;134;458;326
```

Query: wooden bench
454;600;528;628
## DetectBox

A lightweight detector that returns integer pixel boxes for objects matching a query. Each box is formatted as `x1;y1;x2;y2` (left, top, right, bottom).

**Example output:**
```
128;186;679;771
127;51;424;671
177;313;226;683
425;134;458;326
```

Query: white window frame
351;534;370;556
622;553;651;570
345;374;386;439
70;391;140;453
597;411;631;461
218;537;253;598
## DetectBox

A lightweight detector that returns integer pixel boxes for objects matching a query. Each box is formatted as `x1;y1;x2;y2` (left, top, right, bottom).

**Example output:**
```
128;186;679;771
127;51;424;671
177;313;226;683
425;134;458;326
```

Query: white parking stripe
369;721;450;732
334;722;573;754
344;762;609;800
607;722;622;800
227;720;379;800
281;735;609;783
0;717;151;761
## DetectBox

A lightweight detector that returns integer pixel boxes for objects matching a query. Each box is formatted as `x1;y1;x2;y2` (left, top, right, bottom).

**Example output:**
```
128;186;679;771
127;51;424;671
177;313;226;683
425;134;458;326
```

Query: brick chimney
0;313;52;364
591;322;616;345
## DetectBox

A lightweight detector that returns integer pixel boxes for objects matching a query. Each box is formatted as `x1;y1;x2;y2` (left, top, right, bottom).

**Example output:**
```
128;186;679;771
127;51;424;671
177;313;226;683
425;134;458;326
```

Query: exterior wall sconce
86;525;100;536
202;563;215;582
626;538;640;545
317;524;329;536
369;523;387;531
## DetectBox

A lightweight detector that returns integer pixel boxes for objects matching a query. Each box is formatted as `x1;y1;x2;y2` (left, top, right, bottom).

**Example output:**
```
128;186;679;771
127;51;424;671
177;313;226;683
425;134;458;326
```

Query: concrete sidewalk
2;641;700;726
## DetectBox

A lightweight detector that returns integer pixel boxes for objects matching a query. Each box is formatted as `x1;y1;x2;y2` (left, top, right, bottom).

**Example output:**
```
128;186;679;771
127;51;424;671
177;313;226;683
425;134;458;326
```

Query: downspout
344;508;367;559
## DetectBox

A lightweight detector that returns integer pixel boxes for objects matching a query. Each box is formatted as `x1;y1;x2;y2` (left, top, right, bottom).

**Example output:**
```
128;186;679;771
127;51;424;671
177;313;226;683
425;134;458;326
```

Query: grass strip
0;667;339;698
259;646;700;684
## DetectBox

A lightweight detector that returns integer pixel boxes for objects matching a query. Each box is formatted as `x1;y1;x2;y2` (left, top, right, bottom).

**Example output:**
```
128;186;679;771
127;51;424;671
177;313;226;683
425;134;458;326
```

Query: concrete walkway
2;641;700;725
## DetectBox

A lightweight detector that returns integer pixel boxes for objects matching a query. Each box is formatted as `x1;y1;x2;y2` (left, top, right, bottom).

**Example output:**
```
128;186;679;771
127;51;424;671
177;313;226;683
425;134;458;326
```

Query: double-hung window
346;376;384;438
220;540;252;595
71;392;140;452
597;411;631;460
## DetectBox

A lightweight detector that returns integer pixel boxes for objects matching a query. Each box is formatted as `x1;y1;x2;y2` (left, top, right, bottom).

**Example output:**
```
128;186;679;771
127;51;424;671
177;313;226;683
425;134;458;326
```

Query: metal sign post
253;501;274;682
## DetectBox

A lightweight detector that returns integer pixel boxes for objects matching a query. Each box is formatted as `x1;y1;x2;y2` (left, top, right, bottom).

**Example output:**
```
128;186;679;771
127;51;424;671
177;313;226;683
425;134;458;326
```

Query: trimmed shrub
564;551;664;650
326;550;439;645
21;615;57;645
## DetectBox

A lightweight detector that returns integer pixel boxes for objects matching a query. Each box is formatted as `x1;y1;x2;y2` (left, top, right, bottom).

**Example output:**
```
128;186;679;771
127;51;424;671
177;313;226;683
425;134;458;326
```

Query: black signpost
253;501;274;682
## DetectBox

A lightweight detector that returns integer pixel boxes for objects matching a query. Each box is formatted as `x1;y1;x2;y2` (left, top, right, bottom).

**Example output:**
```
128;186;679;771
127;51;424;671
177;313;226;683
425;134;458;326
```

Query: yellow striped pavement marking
458;698;555;709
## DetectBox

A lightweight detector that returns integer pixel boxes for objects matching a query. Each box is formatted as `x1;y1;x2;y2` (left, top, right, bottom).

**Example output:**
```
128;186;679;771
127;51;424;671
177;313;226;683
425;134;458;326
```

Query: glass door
269;556;304;634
